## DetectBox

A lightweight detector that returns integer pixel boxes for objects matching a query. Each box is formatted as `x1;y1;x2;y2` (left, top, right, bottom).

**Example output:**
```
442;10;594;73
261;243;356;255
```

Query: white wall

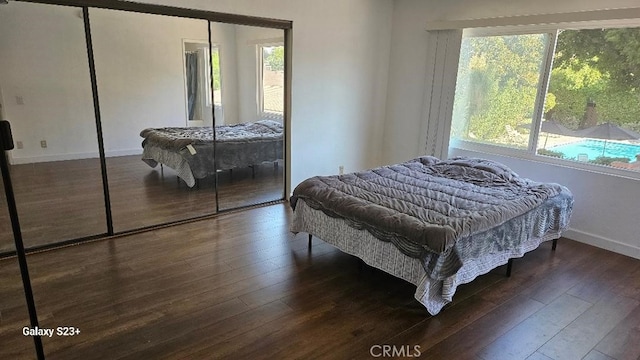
0;2;99;163
89;9;209;155
384;0;640;259
140;0;394;189
210;22;239;125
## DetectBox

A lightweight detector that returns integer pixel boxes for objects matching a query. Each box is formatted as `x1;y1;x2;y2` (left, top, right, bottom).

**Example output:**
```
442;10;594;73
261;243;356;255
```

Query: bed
289;156;573;315
140;120;283;187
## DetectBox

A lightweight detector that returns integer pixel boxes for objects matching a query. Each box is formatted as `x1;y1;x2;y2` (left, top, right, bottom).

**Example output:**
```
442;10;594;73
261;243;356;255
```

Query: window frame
449;25;640;180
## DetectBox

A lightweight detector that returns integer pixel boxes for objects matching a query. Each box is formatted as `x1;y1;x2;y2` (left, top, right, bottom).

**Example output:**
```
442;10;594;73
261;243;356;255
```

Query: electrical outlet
16;96;24;105
339;165;344;175
40;140;47;148
16;141;23;149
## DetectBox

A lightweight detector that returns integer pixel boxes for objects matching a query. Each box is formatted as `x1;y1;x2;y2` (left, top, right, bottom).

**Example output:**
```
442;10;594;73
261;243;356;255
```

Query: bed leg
308;234;312;249
552;238;558;251
506;258;513;277
160;164;164;177
251;165;255;179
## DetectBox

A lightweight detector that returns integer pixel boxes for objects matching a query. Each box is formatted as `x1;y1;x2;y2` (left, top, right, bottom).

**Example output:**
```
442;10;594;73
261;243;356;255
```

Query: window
258;44;284;119
451;34;550;150
451;27;640;174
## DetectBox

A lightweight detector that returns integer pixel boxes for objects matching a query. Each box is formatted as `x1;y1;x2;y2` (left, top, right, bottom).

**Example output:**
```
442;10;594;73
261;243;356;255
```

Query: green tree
211;48;221;91
265;46;284;72
452;34;547;146
555;28;640;90
548;28;640;132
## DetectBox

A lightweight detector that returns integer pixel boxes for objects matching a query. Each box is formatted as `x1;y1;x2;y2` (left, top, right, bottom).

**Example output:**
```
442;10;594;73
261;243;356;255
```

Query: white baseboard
564;228;640;260
9;149;142;164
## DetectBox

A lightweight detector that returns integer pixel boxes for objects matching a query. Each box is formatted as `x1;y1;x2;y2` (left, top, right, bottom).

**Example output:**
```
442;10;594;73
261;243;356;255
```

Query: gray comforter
140;120;283;150
291;156;573;276
140;120;284;175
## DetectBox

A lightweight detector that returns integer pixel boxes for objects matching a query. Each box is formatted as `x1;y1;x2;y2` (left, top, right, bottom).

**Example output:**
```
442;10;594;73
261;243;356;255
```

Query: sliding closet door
90;9;216;232
211;22;286;210
0;2;107;251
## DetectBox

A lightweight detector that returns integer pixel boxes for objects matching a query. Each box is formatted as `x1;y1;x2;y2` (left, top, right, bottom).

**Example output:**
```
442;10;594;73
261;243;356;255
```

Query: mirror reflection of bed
0;3;286;252
93;11;285;231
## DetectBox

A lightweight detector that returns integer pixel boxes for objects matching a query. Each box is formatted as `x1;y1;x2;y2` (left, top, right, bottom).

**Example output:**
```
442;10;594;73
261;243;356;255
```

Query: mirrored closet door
90;9;217;232
211;22;285;210
0;0;289;255
0;2;107;251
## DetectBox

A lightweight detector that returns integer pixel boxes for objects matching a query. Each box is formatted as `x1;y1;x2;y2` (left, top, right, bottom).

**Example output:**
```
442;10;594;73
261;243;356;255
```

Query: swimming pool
547;139;640;161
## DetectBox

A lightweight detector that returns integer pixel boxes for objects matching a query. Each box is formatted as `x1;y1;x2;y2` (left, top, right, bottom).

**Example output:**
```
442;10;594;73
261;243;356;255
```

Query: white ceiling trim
426;7;640;32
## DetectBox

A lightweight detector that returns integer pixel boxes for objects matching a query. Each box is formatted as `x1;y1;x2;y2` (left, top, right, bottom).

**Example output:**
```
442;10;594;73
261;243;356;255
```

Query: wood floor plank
526;352;554;360
477;294;591;360
612;263;640;302
132;300;295;360
46;297;254;360
566;252;640;304
582;349;616;360
594;303;640;360
419;294;546;358
539;293;639;359
481;240;601;306
519;245;612;305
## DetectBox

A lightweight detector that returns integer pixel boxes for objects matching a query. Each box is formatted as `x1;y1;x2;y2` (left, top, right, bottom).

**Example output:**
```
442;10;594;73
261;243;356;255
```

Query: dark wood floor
0;155;283;252
0;204;638;359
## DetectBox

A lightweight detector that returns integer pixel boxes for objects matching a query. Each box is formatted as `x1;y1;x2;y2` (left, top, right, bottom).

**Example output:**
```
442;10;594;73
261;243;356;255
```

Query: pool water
547;139;640;162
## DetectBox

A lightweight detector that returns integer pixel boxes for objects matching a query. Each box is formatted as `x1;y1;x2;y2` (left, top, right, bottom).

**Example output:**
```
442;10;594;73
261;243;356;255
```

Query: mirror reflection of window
211;46;222;107
259;44;284;121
